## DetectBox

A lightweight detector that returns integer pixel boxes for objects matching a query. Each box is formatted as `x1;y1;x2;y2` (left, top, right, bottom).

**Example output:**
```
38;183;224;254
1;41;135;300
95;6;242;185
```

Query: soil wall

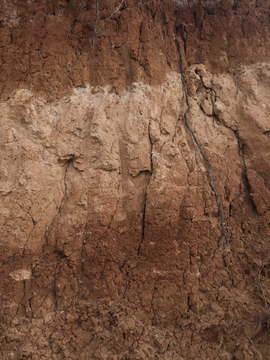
1;0;270;359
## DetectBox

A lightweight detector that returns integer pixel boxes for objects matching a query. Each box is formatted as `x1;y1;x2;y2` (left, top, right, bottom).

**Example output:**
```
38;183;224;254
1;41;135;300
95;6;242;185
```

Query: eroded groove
175;24;230;247
137;121;153;255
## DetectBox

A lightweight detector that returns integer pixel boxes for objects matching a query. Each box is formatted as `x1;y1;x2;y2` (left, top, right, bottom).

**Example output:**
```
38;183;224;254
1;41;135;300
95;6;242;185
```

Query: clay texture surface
1;0;270;359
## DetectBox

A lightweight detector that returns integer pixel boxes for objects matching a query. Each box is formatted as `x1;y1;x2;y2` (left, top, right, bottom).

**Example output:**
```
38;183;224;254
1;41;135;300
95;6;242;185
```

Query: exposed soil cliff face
1;0;270;359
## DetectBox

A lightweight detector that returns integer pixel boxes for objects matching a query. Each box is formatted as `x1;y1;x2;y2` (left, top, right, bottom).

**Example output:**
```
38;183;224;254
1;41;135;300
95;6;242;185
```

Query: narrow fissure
175;24;230;247
137;122;153;255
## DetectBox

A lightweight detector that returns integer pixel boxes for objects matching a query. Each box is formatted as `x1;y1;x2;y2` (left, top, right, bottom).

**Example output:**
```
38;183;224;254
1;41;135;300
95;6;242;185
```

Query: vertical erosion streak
137;122;153;255
175;24;230;247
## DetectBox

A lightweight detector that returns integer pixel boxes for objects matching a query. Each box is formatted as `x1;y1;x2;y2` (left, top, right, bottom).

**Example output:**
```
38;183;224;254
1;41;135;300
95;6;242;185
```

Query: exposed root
91;0;125;46
91;0;99;46
192;136;206;194
175;24;230;247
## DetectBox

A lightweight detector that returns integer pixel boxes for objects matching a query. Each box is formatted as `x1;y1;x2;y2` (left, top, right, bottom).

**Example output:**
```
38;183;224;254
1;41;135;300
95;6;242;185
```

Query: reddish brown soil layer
1;1;270;359
1;0;270;99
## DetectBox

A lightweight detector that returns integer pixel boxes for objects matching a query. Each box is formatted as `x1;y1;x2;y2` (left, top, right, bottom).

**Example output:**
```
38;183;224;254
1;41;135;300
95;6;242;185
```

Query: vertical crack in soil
137;121;153;256
175;24;230;247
